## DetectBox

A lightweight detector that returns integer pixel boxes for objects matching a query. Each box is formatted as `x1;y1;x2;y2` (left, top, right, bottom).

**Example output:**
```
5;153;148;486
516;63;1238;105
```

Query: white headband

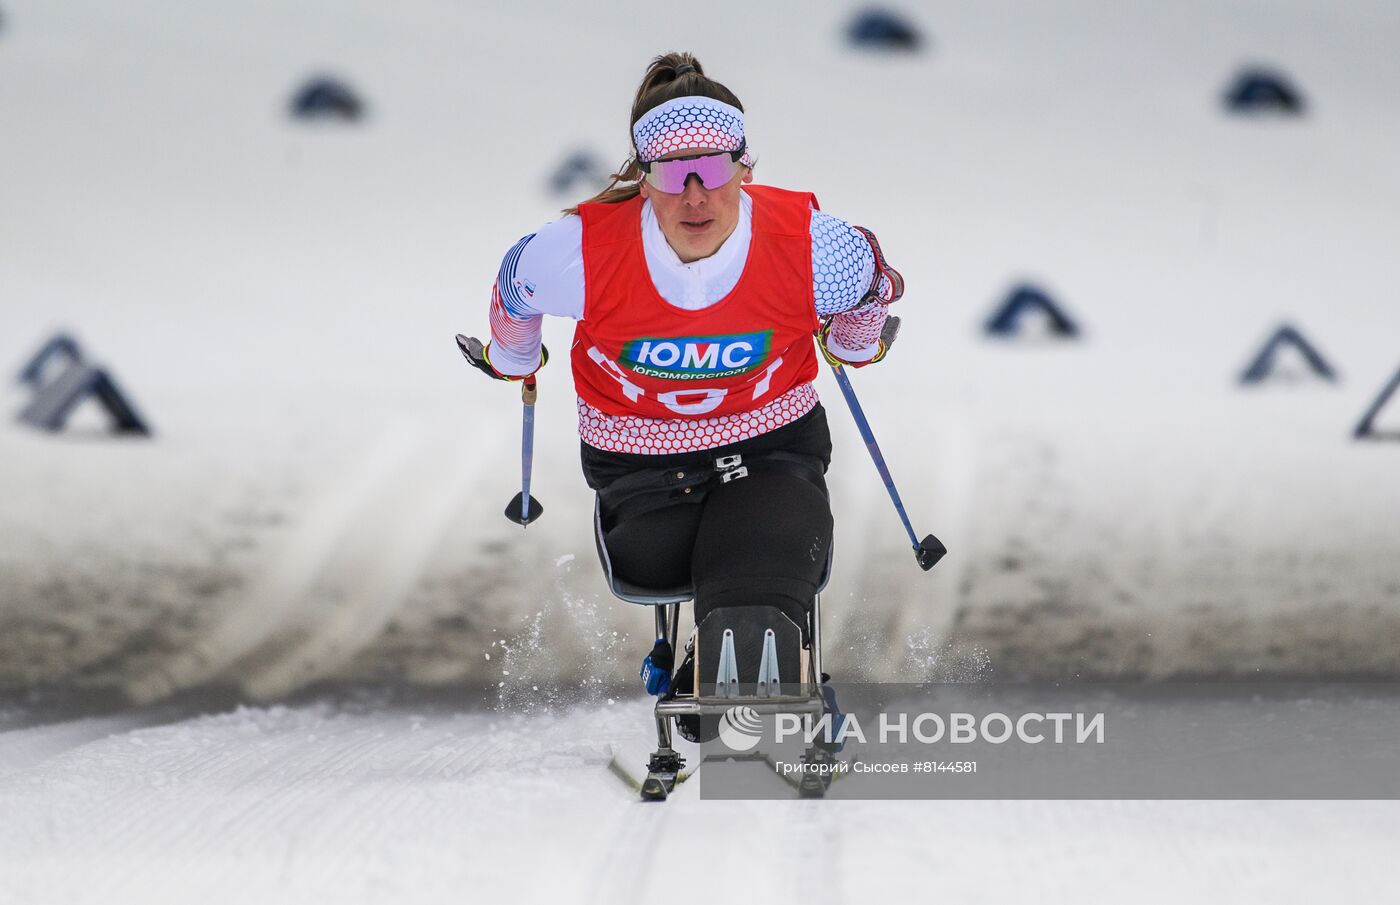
632;95;755;167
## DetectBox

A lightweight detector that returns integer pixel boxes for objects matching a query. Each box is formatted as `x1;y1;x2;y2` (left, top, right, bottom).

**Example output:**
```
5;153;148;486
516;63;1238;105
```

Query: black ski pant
583;405;835;636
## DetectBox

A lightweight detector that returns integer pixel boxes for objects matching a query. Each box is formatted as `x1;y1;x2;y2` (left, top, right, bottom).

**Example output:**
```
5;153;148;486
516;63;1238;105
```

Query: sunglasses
637;145;747;194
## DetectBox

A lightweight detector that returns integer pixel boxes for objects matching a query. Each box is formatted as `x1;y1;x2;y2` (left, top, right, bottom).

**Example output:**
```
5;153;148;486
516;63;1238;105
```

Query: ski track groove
121;420;483;705
580;700;710;905
91;738;268;872
403;731;500;780
204;714;463;857
583;778;681;905
6;704;1400;903
119;423;420;704
793;799;844;905
231;730;370;848
0;708;518;893
33;716;259;861
239;429;483;701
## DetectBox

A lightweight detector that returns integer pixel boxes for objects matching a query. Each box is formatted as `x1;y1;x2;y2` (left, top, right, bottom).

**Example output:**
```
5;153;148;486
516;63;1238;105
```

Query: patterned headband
632;95;755;167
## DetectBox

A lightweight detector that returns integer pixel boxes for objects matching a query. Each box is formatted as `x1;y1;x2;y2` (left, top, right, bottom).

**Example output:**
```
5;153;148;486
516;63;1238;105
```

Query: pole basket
915;534;947;571
505;492;544;526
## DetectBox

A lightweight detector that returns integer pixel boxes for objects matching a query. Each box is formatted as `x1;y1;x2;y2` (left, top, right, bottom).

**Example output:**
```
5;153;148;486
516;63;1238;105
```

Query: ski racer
459;51;905;695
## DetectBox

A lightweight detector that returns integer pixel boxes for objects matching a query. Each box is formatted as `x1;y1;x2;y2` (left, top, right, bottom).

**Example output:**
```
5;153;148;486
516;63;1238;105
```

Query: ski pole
505;375;543;526
454;334;544;527
828;362;946;571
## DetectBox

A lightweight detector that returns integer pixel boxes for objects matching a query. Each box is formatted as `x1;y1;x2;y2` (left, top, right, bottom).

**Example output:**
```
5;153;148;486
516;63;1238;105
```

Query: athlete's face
639;146;754;264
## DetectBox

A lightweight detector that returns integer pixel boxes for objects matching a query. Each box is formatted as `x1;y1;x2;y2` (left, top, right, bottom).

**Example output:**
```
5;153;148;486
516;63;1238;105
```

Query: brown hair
563;52;745;216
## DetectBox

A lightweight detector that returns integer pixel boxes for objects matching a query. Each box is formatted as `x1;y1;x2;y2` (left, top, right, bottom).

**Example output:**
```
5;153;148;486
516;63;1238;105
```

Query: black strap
596;448;827;531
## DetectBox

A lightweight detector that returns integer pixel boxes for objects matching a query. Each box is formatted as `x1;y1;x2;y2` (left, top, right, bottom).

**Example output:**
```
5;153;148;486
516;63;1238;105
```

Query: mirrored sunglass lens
647;154;738;193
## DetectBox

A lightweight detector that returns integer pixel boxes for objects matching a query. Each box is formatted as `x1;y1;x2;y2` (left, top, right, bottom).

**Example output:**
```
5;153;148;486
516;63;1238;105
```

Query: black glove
455;334;548;381
880;313;902;351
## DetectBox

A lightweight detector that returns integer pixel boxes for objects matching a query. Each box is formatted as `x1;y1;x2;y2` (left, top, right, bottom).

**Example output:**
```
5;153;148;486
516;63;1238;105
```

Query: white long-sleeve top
488;188;899;454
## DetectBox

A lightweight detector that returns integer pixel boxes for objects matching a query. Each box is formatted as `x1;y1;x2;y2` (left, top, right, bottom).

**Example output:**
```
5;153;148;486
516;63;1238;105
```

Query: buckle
715;454;743;468
720;466;749;483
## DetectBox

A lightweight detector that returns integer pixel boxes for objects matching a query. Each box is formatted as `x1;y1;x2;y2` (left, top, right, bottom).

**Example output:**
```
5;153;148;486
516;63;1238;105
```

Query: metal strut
716;629;739;698
757;628;780;697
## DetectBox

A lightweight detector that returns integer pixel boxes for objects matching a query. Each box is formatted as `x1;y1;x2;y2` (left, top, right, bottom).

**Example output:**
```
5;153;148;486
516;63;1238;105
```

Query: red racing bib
572;185;821;420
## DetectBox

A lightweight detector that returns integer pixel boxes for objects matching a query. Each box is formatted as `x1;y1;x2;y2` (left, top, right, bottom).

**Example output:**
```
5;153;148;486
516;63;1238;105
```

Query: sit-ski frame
646;588;823;745
593;493;835;799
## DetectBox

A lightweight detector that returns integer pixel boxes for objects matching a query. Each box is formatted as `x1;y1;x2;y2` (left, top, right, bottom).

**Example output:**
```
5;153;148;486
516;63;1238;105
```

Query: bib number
589;347;787;415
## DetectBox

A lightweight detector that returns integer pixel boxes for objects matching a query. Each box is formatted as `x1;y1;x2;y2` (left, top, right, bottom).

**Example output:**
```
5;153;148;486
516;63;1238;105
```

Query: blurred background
3;0;1400;712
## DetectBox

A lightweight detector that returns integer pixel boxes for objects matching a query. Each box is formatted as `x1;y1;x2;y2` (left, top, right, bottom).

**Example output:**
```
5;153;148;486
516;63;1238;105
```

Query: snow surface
2;0;1400;901
2;694;1399;904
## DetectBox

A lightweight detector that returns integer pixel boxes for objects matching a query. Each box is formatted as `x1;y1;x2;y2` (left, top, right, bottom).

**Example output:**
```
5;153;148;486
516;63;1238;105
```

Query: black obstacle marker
1238;324;1337;385
847;8;923;52
290;76;365;121
550;150;607;196
1354;367;1400;441
17;362;151;436
1224;68;1305;115
984;284;1080;339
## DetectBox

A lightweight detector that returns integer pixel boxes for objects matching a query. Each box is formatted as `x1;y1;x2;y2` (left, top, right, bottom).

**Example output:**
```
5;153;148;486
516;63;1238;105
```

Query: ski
607;740;700;801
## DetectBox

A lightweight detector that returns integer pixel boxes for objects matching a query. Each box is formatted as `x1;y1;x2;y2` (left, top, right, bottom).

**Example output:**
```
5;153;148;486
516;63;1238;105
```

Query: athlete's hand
817;315;900;368
455;334;548;381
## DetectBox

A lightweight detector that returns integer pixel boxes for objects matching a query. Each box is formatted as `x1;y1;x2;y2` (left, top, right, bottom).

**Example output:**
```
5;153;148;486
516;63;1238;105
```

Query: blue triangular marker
984;285;1080;339
1224;68;1305;115
1238;324;1337;384
1354;367;1400;441
17;362;151;436
290;77;364;121
17;333;84;387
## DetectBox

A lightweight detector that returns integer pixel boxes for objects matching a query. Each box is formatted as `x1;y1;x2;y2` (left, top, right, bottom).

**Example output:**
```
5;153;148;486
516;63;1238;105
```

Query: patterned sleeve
809;210;903;363
486;216;586;376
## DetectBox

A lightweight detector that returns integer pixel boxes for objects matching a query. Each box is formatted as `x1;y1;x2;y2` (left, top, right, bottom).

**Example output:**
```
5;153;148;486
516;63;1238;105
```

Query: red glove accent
852;226;905;305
